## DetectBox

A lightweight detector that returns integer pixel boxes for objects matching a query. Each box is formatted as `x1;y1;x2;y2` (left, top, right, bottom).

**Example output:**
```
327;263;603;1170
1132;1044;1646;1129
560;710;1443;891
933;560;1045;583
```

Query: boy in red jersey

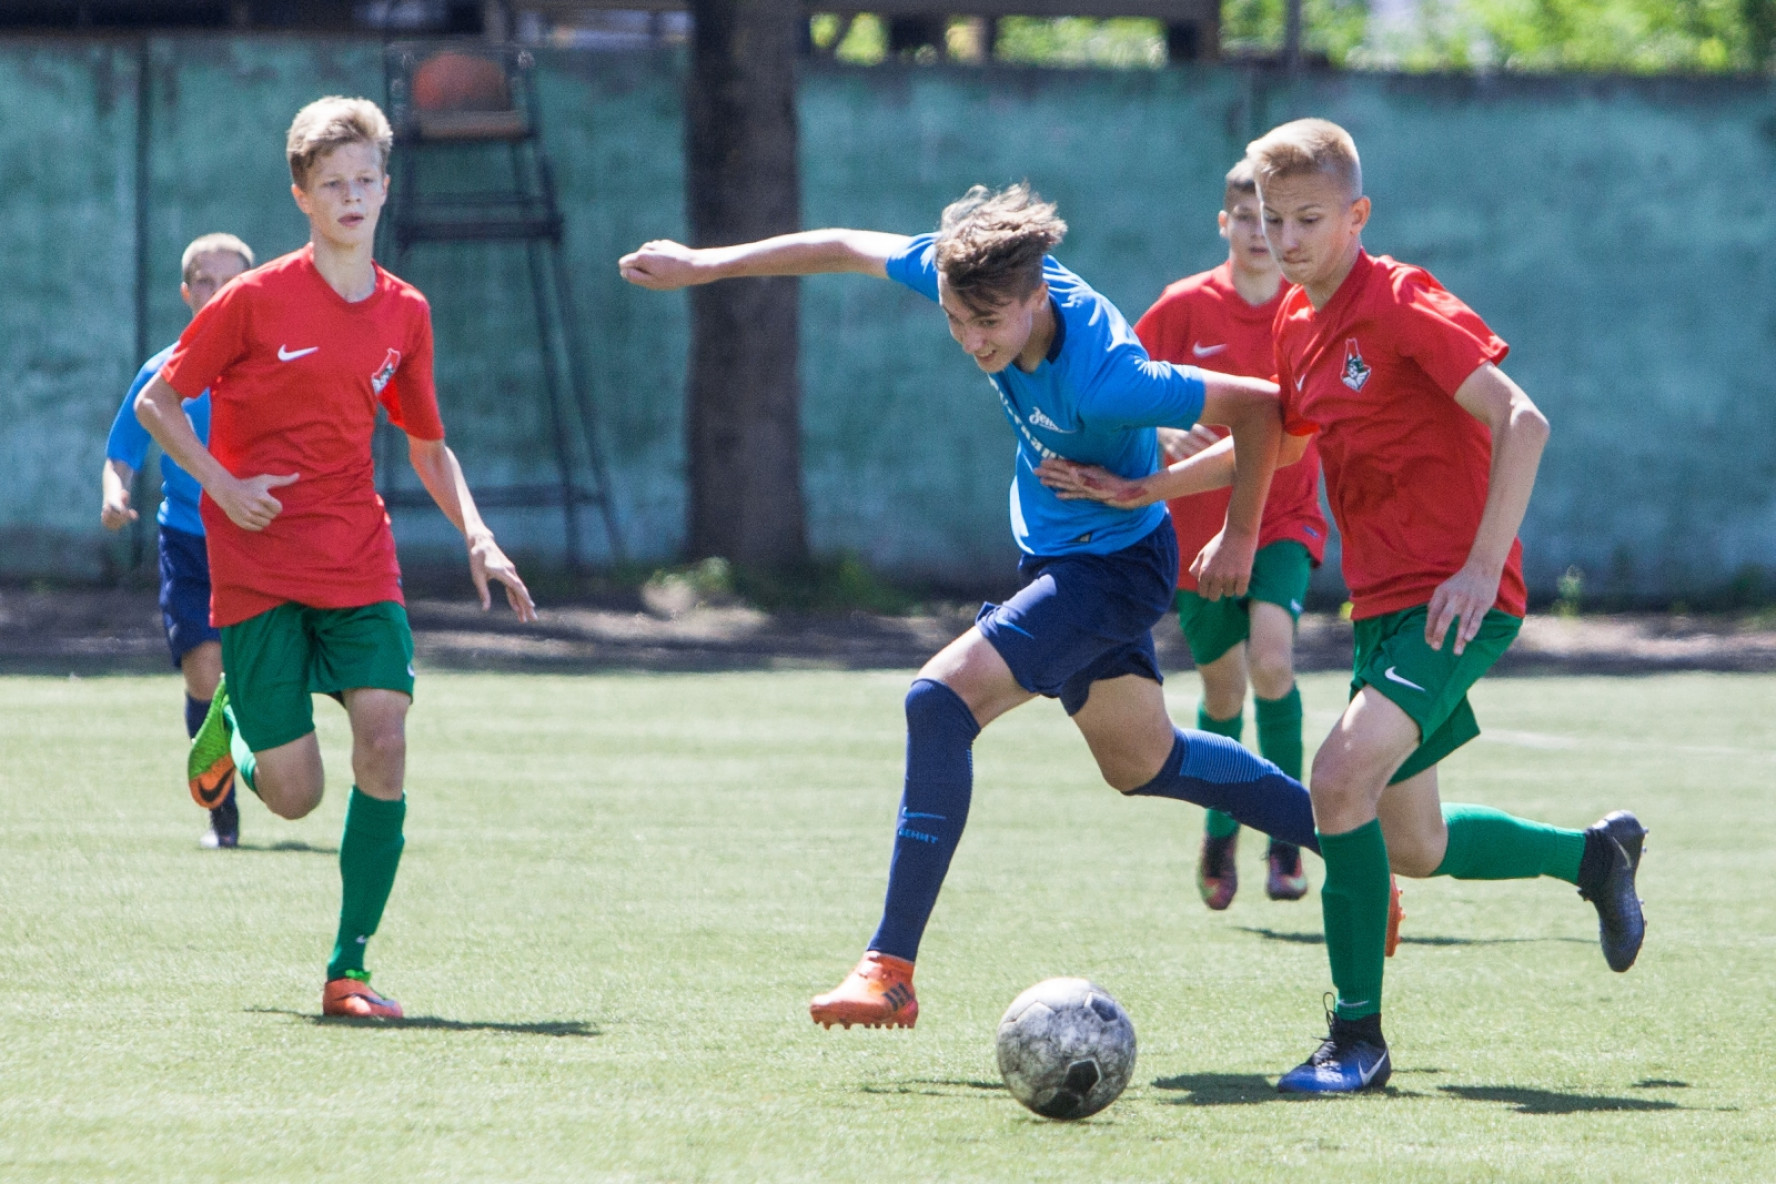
135;96;536;1020
1136;159;1328;908
1039;119;1644;1094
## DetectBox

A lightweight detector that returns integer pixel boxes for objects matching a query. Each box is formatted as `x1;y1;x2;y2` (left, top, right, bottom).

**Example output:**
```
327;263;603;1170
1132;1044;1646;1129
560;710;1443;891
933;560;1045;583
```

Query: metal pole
129;36;152;573
1283;0;1303;72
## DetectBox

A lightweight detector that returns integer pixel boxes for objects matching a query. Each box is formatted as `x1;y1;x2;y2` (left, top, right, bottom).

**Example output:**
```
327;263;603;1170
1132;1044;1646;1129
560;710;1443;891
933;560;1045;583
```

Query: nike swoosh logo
1294;374;1305;390
278;345;318;361
1359;1052;1387;1086
1383;666;1426;692
1191;342;1228;357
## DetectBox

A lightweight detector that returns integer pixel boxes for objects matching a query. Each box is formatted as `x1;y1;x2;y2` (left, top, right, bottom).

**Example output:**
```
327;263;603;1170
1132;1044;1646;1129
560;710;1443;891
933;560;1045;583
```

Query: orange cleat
1385;876;1405;958
186;679;237;810
322;977;404;1020
810;951;918;1029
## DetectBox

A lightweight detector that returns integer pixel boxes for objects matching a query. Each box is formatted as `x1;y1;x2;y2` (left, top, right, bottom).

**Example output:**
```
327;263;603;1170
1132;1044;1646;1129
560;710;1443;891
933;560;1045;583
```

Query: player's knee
260;775;323;821
1200;684;1244;721
1247;651;1294;700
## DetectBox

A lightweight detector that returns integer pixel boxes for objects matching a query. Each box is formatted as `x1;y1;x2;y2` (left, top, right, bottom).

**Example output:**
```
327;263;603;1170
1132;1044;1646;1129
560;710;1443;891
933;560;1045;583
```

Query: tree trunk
685;0;807;566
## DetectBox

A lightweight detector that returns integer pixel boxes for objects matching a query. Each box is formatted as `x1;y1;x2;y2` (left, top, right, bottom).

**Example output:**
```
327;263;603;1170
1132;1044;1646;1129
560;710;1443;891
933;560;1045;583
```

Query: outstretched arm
618;229;910;289
137;375;296;531
1426;362;1548;655
407;436;538;622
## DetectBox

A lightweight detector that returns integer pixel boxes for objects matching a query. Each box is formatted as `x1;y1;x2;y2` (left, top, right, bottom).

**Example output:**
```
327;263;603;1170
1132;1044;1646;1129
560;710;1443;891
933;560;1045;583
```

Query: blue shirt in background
105;343;209;537
886;234;1207;557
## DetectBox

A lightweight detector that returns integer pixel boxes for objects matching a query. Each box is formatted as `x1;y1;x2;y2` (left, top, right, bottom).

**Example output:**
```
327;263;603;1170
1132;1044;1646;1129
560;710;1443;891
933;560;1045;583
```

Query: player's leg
160;524;240;845
198;604;326;820
811;625;1032;1029
179;642;240;848
312;603;416;1020
1247;601;1309;899
1180;591;1249;909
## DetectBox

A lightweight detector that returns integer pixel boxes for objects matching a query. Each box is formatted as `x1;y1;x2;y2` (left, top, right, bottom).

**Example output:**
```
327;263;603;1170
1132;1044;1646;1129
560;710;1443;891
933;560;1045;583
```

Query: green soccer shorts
1175;540;1313;666
220;601;416;753
1350;603;1522;785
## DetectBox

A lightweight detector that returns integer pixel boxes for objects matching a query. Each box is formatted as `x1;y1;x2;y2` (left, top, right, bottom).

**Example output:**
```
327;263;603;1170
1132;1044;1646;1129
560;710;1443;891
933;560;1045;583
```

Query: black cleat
202;790;240;850
1277;1007;1392;1094
1579;812;1645;972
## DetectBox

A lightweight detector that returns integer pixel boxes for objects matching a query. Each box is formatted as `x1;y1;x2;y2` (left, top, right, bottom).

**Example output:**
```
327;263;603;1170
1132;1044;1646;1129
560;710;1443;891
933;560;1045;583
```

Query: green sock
223;702;257;795
327;788;407;981
1433;803;1585;884
1318;819;1390;1020
1196;703;1244;840
1254;685;1304;780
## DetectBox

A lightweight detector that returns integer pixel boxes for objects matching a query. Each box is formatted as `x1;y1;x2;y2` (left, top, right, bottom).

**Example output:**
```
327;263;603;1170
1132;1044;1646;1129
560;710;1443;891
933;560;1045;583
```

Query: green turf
2;668;1773;1182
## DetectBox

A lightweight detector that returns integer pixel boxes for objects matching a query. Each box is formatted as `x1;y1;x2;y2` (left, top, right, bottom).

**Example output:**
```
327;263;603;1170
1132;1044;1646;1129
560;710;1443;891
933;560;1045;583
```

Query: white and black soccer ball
995;977;1136;1120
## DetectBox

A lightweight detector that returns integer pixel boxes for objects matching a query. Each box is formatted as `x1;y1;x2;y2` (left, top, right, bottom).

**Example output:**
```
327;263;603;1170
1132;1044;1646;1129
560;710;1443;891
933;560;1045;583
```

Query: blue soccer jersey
105;343;209;537
886;234;1206;556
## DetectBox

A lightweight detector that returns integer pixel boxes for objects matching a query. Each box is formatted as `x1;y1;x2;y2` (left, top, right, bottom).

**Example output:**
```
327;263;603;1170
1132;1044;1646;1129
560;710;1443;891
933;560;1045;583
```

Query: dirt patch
6;586;1776;678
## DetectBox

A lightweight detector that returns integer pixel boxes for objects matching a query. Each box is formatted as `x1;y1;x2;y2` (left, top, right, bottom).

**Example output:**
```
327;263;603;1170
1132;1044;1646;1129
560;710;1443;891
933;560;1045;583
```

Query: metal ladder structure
376;40;623;567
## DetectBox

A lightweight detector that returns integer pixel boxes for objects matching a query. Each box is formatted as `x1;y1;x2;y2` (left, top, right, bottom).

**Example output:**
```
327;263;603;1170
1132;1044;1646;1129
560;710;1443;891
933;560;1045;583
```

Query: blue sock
1128;728;1319;854
868;679;980;962
185;695;209;738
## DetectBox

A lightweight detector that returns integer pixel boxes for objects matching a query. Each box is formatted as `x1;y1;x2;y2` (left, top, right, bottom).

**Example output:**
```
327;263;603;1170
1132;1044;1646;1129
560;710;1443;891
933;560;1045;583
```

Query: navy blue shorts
976;519;1178;716
157;524;219;668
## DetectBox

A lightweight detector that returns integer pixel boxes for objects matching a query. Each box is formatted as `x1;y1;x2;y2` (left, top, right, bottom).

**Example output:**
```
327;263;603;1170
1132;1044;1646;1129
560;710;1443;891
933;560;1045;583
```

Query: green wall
4;38;1774;601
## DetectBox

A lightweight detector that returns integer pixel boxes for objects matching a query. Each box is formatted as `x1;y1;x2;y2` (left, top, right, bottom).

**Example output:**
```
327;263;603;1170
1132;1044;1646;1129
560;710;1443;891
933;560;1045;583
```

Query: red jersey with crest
1274;250;1524;621
160;245;444;627
1134;262;1327;593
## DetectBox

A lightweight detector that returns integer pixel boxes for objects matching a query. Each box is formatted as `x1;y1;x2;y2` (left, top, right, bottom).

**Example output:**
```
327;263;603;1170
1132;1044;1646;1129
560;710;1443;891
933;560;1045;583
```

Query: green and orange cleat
187;676;237;810
1197;832;1239;911
323;975;404;1020
810;951;918;1029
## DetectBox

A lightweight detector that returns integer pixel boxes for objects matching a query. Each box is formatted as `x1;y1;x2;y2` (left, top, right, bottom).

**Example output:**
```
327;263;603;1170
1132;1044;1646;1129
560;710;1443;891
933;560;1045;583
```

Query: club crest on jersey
370;349;401;395
1341;338;1371;391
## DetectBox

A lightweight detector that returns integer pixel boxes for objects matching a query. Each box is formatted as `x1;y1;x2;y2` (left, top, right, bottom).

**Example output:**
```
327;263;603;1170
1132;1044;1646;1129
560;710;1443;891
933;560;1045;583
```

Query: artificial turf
2;668;1771;1181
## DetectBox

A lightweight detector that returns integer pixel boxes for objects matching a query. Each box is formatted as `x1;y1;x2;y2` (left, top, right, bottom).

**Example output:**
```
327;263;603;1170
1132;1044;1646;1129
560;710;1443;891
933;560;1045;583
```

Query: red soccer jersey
1273;251;1525;621
160;245;445;627
1134;262;1327;593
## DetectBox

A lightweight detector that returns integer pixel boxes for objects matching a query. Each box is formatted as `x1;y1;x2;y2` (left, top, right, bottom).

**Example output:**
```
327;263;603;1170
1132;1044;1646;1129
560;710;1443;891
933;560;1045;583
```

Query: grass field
4;666;1774;1182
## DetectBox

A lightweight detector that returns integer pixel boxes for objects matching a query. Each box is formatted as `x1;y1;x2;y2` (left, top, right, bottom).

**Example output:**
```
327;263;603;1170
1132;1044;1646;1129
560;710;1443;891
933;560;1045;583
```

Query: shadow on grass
861;1078;1005;1098
248;1007;597;1037
234;840;337;855
1153;1072;1416;1105
1440;1084;1683;1114
1235;926;1591;950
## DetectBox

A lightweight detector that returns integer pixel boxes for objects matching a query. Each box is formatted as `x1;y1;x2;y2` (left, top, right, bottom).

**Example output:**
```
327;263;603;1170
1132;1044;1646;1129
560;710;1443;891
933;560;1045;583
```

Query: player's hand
468;532;538;623
213;472;298;532
100;490;137;531
1191;526;1258;601
618;240;703;290
1425;561;1501;656
1034;458;1153;508
1158;424;1219;464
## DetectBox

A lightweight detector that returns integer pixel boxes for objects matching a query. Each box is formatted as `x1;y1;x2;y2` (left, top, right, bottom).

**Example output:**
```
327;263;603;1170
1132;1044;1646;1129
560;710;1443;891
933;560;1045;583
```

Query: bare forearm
102;460;134;500
1469;405;1548;575
1220;403;1281;539
409;440;489;541
135;377;234;492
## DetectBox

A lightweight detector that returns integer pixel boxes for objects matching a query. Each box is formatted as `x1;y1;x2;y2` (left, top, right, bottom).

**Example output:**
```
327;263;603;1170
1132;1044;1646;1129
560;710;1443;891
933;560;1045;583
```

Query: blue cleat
1277;1009;1391;1094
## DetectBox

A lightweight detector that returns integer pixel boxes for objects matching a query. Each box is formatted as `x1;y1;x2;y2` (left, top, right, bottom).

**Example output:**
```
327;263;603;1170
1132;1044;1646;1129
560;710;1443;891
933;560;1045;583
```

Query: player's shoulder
1145;266;1227;316
374;261;430;308
1368;254;1458;308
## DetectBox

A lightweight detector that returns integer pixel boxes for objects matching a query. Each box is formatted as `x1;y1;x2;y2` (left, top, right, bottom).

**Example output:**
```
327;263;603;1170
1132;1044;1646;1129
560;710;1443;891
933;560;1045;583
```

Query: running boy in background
1040;119;1645;1094
1135;160;1326;908
135;96;536;1020
621;184;1330;1033
101;233;254;849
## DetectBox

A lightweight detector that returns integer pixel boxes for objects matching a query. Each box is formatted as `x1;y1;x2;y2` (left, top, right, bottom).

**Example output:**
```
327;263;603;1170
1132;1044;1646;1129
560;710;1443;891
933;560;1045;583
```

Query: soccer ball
995;978;1137;1120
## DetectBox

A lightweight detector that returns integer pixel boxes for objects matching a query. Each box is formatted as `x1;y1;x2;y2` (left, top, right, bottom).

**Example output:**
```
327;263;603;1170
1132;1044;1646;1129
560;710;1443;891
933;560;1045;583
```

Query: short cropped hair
286;96;394;188
180;233;254;283
933;183;1067;311
1223;158;1257;211
1246;118;1363;203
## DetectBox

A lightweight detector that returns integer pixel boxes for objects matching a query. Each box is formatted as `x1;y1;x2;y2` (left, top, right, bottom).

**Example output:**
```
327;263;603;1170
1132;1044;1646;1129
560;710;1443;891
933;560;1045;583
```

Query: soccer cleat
187;676;236;810
1197;832;1239;911
322;977;404;1019
1385;876;1405;959
1265;842;1309;901
200;789;240;849
1277;1008;1392;1094
1580;811;1646;973
809;951;918;1029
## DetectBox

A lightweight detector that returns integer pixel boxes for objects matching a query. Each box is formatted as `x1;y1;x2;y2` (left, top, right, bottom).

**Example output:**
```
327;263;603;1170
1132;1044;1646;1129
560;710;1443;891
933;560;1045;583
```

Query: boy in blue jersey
621;184;1327;1029
101;233;254;848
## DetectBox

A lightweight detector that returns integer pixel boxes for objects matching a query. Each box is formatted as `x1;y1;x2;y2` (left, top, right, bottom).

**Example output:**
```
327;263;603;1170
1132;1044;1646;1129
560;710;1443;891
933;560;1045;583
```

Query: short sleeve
105;351;168;468
1080;343;1205;432
160;283;248;400
386;301;444;441
884;233;940;304
1393;273;1509;396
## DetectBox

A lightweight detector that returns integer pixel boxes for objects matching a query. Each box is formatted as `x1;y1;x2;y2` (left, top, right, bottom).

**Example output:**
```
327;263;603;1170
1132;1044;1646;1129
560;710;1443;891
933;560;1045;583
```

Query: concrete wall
3;38;1773;601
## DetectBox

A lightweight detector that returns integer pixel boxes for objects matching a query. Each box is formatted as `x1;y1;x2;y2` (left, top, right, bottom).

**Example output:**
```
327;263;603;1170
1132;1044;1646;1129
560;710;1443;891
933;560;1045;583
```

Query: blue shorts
976;519;1177;716
158;524;219;668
